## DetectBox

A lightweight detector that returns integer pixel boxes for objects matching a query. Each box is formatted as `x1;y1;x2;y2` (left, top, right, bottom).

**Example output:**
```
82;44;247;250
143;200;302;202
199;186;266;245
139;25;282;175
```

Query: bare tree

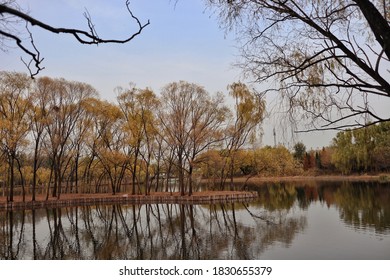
208;0;390;131
0;0;149;77
86;98;128;195
29;76;52;201
221;82;265;189
42;77;97;199
117;85;160;195
0;71;32;202
158;81;229;196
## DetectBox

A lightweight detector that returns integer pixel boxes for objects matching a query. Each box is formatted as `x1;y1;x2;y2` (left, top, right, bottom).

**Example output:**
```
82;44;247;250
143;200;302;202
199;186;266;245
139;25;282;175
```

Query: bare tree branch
0;1;150;77
208;0;390;131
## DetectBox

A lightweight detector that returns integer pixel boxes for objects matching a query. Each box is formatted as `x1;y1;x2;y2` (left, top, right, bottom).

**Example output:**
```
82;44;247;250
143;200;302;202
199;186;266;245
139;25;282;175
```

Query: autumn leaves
0;72;265;201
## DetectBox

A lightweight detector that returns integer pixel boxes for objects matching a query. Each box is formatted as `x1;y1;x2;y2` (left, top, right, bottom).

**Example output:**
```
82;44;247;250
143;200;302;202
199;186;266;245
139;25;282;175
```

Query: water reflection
333;182;390;234
0;180;389;259
253;181;390;235
0;203;306;259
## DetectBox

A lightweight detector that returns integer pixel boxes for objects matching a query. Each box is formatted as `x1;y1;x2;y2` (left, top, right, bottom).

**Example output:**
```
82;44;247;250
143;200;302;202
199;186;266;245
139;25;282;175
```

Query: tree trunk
15;157;25;202
178;153;185;196
188;165;193;196
353;0;390;62
32;137;40;201
74;151;80;193
8;155;15;202
45;168;53;201
132;148;139;195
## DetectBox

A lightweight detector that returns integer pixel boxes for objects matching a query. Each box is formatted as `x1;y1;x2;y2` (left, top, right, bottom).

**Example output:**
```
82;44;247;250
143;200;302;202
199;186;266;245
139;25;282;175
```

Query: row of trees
0;71;265;201
200;146;299;180
291;122;390;174
204;121;390;178
1;70;389;203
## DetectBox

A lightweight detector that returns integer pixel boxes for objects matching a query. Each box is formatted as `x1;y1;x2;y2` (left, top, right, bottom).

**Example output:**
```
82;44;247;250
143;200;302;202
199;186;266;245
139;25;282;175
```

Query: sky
1;0;337;149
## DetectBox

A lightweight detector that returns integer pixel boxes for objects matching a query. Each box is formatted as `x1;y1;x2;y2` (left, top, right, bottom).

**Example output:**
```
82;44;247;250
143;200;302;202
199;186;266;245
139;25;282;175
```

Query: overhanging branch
0;1;150;77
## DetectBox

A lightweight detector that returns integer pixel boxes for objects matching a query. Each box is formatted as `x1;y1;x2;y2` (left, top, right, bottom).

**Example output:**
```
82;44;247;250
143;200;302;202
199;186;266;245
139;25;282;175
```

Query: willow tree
332;121;390;173
332;130;356;174
208;0;390;131
29;76;52;201
222;82;266;189
184;90;228;195
158;81;229;196
43;77;97;199
85;99;127;195
0;71;32;202
117;86;159;195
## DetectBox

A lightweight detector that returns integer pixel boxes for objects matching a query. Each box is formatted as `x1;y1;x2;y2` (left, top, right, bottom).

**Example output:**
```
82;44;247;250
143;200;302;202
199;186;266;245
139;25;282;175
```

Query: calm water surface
1;180;389;259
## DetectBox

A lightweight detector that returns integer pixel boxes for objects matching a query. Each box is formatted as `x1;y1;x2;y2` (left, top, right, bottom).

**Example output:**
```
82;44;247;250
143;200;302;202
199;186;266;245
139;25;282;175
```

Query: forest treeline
0;71;265;201
0;71;389;202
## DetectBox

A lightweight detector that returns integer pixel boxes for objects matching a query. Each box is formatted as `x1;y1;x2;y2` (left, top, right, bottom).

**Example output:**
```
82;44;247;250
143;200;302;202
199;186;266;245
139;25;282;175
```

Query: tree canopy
208;0;390;131
0;72;268;201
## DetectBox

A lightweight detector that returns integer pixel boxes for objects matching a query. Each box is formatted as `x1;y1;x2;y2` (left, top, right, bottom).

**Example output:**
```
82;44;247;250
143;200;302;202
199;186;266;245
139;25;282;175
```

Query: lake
0;180;389;259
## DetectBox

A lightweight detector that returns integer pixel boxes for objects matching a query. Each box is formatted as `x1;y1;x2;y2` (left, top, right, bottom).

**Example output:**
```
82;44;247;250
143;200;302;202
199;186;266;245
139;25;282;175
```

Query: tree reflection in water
0;203;305;259
333;181;390;233
0;181;389;259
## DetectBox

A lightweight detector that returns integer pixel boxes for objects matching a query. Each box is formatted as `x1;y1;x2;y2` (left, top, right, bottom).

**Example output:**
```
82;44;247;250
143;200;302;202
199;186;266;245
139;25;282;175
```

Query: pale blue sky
3;0;238;95
1;0;337;148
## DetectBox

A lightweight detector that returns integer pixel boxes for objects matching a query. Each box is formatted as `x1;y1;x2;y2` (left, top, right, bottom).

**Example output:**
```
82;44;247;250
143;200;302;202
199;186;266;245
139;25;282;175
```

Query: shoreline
0;191;258;210
231;174;390;183
1;174;388;210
